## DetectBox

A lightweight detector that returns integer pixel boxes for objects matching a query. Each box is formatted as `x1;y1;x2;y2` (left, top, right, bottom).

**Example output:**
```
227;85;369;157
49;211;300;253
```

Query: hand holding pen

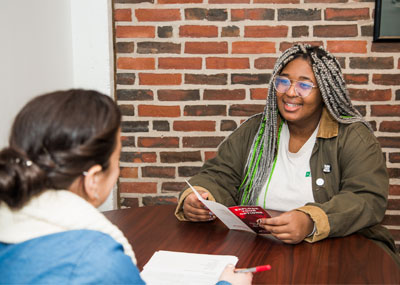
235;265;272;273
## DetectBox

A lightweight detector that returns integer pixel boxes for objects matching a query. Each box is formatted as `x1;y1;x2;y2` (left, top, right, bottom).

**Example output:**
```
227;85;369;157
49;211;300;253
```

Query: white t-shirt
257;122;318;211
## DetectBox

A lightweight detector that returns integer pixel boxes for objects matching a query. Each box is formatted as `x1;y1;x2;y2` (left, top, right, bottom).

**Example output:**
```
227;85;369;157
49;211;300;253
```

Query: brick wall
112;0;400;249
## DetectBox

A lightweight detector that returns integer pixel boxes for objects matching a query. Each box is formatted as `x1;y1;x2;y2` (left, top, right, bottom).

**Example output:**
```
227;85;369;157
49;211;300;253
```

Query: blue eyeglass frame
273;76;317;98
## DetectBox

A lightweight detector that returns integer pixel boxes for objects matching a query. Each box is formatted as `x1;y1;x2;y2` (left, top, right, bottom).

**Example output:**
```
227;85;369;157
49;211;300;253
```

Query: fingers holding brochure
183;187;216;222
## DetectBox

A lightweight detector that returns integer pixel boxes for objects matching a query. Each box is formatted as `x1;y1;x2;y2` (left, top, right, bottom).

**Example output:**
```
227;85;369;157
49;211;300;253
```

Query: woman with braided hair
175;44;399;266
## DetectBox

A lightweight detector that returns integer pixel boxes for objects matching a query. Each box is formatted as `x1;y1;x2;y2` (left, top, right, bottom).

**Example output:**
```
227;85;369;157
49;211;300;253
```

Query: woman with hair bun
0;89;251;284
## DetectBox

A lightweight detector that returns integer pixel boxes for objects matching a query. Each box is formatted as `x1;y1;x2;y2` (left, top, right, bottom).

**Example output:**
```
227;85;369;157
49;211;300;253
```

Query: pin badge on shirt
316;178;324;186
323;164;331;173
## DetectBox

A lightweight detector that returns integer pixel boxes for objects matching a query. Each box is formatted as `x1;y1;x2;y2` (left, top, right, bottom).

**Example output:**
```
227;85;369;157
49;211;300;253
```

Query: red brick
254;57;276;69
205;151;217;160
229;104;265;116
135;9;180;21
380;121;400;133
232;41;275;54
348;89;391;101
313;25;358;37
160;151;202;163
117;57;155;70
137;42;181;54
327;41;367;53
115;9;132;22
325;8;369;21
206;57;249;69
305;0;346;2
382;214;400;226
120;135;134;146
158;0;202;3
244;26;288;38
371;105;400;117
372;74;400;86
119;105;135;116
222;26;240;37
139;73;181;85
389;153;400;163
173;120;216;131
184;105;226;116
210;0;248;3
162;182;187;192
250;88;268;100
387;198;400;210
180;25;218;37
349;57;394;70
388;168;400;179
120;152;157;163
120;167;138;178
185;74;227;85
231;9;274;21
120;182;157;193
371;43;400;53
278;8;321;21
158;90;200;101
388;229;400;241
184;8;227;21
183;136;225;148
389;185;400;195
159;57;202;69
377;137;400;148
142;196;178;205
142;166;175;178
185;42;228;54
116;26;155;38
116;42;135;53
138;105;180;117
178;166;201;177
255;0;299;2
138;137;179;148
292;26;309;38
279;41;323;52
231;73;270;85
203;89;246;100
221;120;237;131
344;74;369;85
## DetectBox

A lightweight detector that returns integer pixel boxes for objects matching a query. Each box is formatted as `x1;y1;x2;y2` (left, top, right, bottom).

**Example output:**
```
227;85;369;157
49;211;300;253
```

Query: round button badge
316;178;325;186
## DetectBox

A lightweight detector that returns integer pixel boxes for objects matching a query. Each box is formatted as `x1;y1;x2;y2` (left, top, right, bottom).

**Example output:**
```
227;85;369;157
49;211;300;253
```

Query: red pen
235;265;271;273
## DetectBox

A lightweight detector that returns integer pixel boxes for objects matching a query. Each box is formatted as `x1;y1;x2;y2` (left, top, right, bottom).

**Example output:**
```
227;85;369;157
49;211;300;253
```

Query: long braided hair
239;44;371;205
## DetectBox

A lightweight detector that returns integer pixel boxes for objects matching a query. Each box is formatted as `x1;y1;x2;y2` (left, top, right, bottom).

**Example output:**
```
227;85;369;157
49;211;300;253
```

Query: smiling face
276;57;324;129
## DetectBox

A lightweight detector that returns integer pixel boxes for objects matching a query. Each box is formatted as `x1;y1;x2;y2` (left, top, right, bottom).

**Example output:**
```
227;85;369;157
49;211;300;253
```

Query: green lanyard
257;120;283;208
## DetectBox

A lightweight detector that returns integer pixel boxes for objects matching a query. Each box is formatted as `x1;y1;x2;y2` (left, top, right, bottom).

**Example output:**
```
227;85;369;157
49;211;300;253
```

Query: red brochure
228;206;271;234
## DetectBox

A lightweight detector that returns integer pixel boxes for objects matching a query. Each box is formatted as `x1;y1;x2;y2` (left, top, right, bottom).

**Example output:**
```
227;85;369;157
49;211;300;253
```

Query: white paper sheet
141;250;238;285
186;180;256;233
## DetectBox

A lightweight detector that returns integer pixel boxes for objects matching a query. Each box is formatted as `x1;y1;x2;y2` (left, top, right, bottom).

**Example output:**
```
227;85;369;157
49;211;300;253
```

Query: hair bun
0;147;45;208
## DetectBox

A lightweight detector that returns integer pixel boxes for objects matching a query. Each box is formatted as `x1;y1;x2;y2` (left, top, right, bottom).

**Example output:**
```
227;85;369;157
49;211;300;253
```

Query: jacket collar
317;107;338;139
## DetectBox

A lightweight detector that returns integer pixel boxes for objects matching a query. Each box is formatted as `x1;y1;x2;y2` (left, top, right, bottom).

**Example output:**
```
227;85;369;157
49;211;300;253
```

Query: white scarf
0;190;136;265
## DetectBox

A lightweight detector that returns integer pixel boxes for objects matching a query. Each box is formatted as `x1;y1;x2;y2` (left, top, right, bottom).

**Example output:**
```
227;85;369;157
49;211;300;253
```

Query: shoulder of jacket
338;122;378;145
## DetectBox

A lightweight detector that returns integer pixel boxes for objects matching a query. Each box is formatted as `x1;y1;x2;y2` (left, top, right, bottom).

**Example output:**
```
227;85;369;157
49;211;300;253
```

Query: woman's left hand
257;210;314;244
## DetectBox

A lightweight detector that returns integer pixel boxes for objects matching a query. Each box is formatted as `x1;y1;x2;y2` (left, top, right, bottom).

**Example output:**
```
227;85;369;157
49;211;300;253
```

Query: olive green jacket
175;108;398;264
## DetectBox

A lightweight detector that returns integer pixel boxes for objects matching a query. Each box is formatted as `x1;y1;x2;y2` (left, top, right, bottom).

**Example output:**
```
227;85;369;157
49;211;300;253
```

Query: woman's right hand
183;191;216;222
218;264;253;285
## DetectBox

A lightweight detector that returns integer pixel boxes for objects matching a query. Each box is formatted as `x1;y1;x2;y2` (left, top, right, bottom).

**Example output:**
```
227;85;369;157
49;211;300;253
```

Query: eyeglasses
273;76;317;98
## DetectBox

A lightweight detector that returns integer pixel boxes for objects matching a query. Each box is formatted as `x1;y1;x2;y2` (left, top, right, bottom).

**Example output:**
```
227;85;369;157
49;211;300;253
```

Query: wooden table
104;205;400;284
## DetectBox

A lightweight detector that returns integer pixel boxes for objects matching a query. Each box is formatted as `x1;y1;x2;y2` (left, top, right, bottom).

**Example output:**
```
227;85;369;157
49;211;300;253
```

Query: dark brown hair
0;89;121;208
